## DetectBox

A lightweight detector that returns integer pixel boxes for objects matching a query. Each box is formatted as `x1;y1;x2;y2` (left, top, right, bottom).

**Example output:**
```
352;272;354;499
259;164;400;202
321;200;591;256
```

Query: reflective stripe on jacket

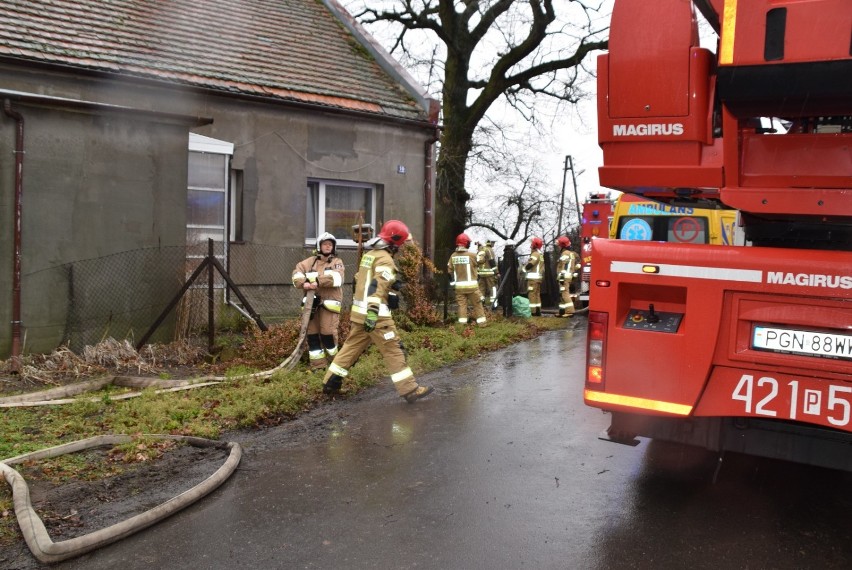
556;249;578;280
448;248;479;290
352;248;398;324
292;253;345;302
525;250;543;281
476;246;496;276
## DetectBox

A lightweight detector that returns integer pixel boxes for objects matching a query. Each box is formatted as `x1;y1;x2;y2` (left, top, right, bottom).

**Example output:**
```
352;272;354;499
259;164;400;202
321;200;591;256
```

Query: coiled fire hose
1;434;241;564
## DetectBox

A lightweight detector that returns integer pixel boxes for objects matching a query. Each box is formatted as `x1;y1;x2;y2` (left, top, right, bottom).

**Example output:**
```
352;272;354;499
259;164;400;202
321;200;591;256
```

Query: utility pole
556;155;569;237
569;155;582;229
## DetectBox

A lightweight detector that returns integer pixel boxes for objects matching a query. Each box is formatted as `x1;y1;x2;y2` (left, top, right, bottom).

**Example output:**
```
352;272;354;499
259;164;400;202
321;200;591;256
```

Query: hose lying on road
0;434;242;564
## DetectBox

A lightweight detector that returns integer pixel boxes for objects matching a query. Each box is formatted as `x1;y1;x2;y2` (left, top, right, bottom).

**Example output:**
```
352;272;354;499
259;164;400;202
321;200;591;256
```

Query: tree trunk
434;124;473;262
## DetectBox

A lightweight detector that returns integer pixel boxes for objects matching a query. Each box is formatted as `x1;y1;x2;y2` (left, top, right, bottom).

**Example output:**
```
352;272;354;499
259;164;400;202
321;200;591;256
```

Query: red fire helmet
377;220;409;246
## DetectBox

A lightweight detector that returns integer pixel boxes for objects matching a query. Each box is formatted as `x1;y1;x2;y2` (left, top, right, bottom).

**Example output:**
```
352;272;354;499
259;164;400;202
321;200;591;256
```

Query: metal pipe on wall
423;137;435;259
3;99;24;367
423;101;440;259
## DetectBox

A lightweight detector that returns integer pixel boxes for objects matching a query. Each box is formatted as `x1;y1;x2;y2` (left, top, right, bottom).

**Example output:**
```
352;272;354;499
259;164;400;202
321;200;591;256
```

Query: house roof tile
0;0;427;121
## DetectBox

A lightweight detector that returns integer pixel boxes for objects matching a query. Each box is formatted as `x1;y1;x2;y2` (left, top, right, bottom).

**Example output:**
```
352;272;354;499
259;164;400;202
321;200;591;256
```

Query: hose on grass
1;434;241;564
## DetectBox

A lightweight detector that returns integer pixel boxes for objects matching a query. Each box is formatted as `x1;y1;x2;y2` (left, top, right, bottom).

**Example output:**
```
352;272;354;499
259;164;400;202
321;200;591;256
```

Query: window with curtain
306;180;382;247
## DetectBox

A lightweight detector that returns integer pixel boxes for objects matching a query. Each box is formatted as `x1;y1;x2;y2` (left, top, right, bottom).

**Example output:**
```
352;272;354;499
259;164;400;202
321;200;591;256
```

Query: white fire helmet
316;232;337;254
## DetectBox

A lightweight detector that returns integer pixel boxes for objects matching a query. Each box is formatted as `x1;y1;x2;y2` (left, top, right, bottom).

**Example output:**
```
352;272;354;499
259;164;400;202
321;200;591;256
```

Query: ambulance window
618;217;654;241
667;216;709;244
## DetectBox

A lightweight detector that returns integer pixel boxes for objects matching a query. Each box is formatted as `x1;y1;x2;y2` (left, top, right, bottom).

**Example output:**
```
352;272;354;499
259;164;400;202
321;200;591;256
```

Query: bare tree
349;0;609;255
466;145;562;249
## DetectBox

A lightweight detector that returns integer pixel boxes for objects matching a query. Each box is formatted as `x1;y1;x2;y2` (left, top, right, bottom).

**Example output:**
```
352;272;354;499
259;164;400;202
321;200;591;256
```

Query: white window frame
306;179;377;248
187;134;234;293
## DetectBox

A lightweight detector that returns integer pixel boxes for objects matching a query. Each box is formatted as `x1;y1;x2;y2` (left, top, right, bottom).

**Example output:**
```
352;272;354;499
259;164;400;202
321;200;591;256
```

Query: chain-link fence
22;246;191;353
17;243;360;354
13;241;571;356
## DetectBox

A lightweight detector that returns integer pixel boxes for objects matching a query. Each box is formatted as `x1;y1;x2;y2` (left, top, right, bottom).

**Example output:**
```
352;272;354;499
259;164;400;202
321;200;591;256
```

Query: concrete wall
0;102;192;355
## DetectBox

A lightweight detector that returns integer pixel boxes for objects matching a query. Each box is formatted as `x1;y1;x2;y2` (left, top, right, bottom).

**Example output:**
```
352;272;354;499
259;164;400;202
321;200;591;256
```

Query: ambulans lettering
612;123;685;137
766;272;852;289
627;203;695;215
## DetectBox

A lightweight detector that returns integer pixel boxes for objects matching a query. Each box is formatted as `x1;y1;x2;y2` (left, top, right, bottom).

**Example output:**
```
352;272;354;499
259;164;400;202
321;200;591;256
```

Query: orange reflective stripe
584;389;692;416
720;0;737;65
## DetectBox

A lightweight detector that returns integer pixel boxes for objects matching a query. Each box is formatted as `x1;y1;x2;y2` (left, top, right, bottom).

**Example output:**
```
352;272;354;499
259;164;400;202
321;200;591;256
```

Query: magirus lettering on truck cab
766;272;852;289
612;123;684;136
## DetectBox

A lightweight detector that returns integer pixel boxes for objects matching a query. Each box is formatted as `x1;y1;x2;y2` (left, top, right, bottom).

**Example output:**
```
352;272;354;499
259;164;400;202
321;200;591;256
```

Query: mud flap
597;428;641;447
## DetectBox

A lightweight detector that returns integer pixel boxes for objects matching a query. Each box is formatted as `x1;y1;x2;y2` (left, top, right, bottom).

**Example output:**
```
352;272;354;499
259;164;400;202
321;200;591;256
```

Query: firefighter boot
307;334;327;370
558;309;565;318
323;374;344;395
403;385;434;404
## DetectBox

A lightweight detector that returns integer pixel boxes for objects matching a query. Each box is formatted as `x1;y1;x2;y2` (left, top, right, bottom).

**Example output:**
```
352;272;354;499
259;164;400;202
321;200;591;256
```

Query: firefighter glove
364;310;378;332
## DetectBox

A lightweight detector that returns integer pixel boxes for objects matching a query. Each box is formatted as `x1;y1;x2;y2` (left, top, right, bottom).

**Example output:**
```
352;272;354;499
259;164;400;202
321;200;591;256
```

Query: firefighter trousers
455;288;486;324
478;275;496;306
305;307;339;368
527;279;542;310
323;320;418;396
558;282;576;314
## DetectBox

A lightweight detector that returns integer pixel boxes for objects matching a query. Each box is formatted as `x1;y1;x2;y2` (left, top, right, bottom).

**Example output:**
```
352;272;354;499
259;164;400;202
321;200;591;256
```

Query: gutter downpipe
3;99;24;369
423;100;441;260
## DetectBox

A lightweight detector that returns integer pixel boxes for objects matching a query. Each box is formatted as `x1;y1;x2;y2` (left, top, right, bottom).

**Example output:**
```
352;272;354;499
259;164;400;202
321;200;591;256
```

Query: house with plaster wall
0;0;439;357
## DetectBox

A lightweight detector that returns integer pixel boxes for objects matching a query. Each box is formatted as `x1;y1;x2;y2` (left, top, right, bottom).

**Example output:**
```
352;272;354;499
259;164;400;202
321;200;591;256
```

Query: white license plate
753;326;852;361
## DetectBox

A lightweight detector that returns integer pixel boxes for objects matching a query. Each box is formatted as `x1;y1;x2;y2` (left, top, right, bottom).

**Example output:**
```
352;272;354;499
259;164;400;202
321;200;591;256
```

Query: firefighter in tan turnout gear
322;220;433;403
448;233;486;326
524;237;544;316
292;233;345;369
555;236;579;317
476;239;498;310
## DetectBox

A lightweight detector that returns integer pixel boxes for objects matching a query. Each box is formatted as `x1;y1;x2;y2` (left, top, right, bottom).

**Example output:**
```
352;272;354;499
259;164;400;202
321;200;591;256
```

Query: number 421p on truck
585;0;852;471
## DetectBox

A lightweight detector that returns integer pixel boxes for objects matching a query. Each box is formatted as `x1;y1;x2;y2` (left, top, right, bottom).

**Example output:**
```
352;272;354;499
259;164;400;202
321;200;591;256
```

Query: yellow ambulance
609;193;739;245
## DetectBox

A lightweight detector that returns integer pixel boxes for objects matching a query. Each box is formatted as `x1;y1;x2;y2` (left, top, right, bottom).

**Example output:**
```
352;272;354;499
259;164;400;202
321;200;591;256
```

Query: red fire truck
578;192;615;307
585;0;852;471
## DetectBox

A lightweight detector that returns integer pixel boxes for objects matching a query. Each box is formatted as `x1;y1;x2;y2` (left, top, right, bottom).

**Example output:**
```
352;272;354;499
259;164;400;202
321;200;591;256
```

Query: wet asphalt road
56;322;852;569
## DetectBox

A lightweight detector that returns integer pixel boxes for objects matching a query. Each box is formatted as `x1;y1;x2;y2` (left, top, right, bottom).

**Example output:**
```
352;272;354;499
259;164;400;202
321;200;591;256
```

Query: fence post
208;238;215;353
502;242;517;317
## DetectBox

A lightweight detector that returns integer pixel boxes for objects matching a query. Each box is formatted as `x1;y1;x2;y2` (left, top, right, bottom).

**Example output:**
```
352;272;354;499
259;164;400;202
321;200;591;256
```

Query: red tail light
586;311;608;388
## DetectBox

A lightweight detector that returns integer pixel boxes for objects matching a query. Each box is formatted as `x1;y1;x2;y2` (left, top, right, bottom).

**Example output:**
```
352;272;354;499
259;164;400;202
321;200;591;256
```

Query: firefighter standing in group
524;236;544;316
291;233;345;369
555;236;579;318
476;239;498;310
322;220;433;404
448;233;486;326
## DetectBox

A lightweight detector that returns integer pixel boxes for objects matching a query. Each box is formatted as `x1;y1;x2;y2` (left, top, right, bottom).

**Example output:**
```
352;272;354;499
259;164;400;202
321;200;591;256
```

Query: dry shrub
223;320;301;369
140;338;206;367
0;338;208;387
396;242;442;327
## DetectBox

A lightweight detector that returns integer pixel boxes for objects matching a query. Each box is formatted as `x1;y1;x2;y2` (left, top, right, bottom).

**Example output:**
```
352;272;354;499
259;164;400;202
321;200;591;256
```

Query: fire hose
1;434;241;564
